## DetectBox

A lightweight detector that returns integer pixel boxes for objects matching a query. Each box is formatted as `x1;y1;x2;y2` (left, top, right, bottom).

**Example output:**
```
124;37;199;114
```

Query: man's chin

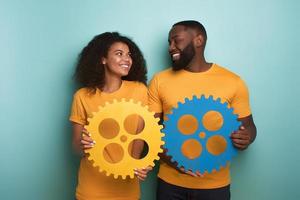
172;61;186;71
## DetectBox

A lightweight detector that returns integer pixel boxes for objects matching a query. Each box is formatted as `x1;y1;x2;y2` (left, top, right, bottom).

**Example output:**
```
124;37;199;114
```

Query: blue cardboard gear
163;95;241;173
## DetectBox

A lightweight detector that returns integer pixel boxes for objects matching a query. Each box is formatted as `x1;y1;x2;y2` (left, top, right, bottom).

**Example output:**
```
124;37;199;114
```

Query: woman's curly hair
74;32;147;92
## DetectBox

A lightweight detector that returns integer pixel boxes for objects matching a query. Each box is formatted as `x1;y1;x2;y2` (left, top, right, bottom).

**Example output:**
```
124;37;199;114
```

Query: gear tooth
85;98;183;180
208;95;213;100
192;95;197;100
184;97;190;103
129;174;134;179
113;174;118;179
222;101;228;107
216;97;221;102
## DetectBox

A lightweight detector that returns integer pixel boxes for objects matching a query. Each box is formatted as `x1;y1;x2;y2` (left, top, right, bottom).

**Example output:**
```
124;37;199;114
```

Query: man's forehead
169;25;186;36
169;25;196;38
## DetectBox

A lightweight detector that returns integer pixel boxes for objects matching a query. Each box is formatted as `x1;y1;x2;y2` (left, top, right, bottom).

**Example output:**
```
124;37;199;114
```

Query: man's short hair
173;20;207;42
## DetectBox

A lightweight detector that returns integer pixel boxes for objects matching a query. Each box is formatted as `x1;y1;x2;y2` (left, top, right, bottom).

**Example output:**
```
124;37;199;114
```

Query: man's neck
185;56;212;72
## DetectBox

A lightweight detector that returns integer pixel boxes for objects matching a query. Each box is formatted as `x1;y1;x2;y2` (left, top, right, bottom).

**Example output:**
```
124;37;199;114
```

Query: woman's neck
102;75;122;93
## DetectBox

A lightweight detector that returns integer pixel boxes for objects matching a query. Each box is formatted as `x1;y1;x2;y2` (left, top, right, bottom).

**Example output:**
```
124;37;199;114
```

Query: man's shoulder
151;68;177;82
214;64;241;79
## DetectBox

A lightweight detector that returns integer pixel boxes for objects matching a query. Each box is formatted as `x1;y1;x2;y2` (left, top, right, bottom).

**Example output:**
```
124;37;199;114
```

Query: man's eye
116;52;122;56
175;39;182;44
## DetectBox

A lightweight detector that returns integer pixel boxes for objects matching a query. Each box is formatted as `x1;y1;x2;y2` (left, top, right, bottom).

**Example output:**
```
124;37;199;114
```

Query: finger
143;166;153;172
231;133;250;140
233;143;247;150
234;138;250;143
82;135;95;143
81;139;95;145
195;171;204;177
185;170;198;177
81;129;91;136
134;170;147;181
83;144;94;149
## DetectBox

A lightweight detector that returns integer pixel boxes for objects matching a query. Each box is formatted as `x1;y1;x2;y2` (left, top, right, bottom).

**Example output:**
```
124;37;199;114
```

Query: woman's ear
101;57;107;65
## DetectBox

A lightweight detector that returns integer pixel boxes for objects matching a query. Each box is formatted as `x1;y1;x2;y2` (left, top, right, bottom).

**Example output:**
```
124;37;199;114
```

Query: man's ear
194;34;205;48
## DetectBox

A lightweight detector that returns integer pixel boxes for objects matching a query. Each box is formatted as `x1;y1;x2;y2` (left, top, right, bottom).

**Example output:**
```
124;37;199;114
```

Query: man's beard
172;42;195;71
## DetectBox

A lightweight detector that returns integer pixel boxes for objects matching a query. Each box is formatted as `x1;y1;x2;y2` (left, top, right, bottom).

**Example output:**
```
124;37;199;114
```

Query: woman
69;32;150;200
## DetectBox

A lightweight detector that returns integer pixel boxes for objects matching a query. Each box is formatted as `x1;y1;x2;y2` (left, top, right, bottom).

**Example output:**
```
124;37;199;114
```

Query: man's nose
169;41;176;53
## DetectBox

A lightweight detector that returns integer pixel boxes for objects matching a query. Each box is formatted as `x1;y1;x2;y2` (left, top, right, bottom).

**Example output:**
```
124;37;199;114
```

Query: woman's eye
116;52;122;56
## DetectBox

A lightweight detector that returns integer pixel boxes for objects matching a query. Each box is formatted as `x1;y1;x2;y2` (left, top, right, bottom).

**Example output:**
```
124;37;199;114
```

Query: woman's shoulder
124;80;147;91
73;87;95;98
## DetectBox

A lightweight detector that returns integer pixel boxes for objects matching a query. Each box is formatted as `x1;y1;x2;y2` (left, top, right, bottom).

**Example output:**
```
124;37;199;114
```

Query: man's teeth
121;64;129;68
172;53;180;60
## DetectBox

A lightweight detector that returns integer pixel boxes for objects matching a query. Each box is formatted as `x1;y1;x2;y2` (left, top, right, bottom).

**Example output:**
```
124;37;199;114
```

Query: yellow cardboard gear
85;98;164;179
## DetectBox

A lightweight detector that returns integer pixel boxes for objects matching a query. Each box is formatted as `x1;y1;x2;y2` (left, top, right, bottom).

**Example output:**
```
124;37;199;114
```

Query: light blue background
1;0;299;199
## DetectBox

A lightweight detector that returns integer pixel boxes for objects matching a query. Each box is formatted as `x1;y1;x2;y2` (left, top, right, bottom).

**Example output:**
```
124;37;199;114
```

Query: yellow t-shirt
69;80;147;200
148;63;251;189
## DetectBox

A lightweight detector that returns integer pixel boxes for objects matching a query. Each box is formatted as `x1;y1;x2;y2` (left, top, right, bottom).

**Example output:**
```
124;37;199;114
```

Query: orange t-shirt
148;63;251;189
69;81;147;200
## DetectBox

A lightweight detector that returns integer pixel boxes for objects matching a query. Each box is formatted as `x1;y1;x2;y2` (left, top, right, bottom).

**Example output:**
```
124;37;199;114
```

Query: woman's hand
134;166;153;181
72;123;95;156
80;128;96;150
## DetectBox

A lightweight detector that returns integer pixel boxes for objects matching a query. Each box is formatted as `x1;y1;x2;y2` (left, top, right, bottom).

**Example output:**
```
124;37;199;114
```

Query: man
148;20;257;200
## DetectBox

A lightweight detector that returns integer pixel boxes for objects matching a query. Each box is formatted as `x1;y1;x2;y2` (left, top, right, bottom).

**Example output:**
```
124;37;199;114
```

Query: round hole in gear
103;143;124;164
124;114;145;135
177;114;198;135
128;139;149;160
202;111;223;131
206;135;227;156
181;139;202;159
98;118;120;139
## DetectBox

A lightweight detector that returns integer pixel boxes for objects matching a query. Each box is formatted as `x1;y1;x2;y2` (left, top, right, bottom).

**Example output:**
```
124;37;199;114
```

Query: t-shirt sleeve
231;78;252;118
148;75;163;113
69;91;87;125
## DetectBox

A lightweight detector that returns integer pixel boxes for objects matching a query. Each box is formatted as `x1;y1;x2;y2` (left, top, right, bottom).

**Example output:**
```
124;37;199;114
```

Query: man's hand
231;115;257;150
179;167;204;177
231;125;251;150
